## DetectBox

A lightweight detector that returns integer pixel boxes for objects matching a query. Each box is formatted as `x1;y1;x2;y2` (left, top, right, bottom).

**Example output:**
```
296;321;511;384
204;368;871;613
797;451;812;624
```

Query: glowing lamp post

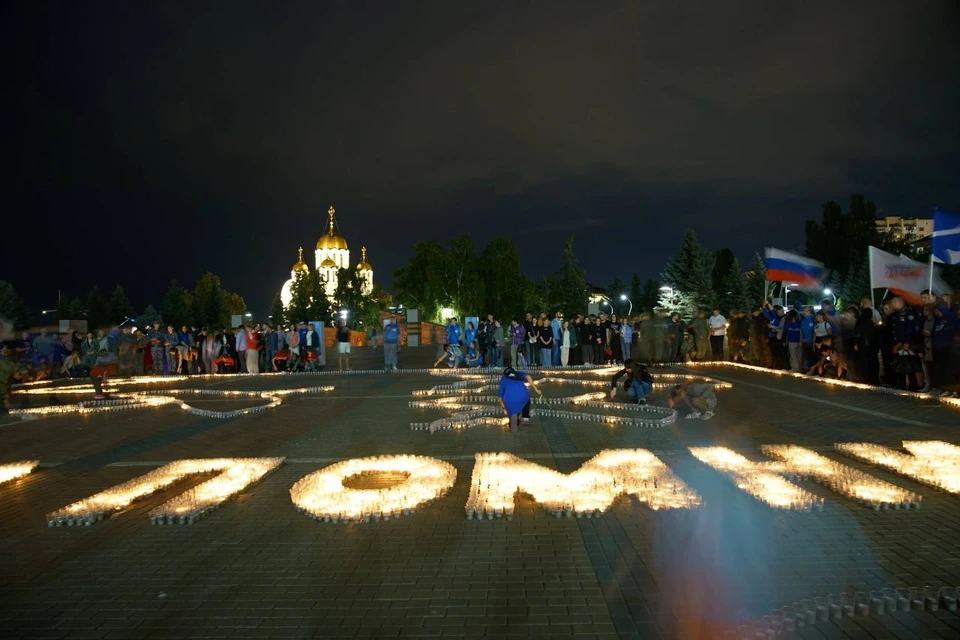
620;294;633;316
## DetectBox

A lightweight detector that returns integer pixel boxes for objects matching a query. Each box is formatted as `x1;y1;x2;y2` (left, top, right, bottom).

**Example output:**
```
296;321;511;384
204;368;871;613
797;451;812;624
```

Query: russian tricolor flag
764;247;825;289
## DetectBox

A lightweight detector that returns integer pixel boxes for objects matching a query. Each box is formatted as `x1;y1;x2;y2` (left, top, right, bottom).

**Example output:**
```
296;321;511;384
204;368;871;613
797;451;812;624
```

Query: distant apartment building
875;216;934;243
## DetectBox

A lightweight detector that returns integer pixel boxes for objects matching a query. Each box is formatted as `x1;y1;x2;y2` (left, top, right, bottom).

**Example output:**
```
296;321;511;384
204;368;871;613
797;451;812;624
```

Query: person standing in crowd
445;317;462;348
383;318;400;370
202;330;218;375
560;320;572;366
853;307;881;385
235;325;248;373
367;323;378;350
579;317;594;365
782;309;802;372
610;359;654;405
800;306;815;371
551;312;562;366
931;303;957;391
538;319;554;367
498;367;542;433
145;322;163;374
690;312;709;361
837;305;859;380
133;329;146;375
523;313;538;366
509;318;525;368
245;324;260;374
163;325;180;375
708;307;727;361
303;323;320;361
490;319;504;367
176;325;192;367
667;382;718;420
619;317;633;365
464;321;476;351
595;316;607;365
263;324;277;372
336;319;352;371
286;324;300;357
476;318;489;365
32;329;57;368
610;314;623;364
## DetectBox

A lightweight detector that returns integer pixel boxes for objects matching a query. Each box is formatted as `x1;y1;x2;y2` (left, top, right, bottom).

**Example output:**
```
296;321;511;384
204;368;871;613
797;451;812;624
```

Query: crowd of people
433;292;959;395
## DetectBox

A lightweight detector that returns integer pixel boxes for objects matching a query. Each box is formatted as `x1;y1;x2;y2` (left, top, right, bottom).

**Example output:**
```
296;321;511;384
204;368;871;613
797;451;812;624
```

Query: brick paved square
1;350;959;639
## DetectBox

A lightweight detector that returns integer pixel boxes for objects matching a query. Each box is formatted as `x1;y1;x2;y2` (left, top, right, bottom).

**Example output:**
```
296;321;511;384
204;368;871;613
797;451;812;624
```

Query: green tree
746;252;767;307
720;257;750;313
193;272;228;329
548;235;588;316
393;235;485;323
841;255;871;306
0;281;30;330
286;271;310;323
109;285;135;324
661;229;715;316
160;281;196;329
66;298;86;322
224;292;246;320
269;292;285;327
138;304;162;328
711;248;736;302
86;285;111;329
805;194;880;279
640;278;660;312
478;237;535;321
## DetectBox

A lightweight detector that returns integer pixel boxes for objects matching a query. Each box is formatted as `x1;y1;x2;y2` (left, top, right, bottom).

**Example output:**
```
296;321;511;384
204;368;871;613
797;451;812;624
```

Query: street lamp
244;312;252;318
659;286;673;293
620;294;633;316
823;288;837;305
41;309;56;315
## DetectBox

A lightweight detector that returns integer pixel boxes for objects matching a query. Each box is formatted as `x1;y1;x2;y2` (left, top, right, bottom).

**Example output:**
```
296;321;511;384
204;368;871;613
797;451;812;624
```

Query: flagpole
868;246;877;311
928;251;934;295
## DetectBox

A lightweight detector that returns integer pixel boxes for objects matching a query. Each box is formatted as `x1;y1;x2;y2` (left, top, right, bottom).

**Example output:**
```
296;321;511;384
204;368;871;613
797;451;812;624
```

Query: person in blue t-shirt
445;318;462;347
382;319;400;370
464;322;476;349
498;367;542;433
464;341;482;367
783;310;802;372
799;306;815;371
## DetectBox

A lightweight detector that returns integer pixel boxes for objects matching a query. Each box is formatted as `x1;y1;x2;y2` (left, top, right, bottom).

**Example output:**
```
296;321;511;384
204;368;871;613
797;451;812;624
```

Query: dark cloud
2;1;958;314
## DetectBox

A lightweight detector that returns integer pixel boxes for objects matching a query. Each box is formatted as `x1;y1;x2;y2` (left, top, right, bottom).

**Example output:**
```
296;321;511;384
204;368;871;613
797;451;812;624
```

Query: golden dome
357;246;372;271
320;257;337;269
316;205;348;251
291;246;309;272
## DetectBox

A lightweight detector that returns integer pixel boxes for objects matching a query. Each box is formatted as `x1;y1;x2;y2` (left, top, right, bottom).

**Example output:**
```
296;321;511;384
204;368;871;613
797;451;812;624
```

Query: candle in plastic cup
841;592;855;617
909;586;925;610
942;587;958;612
828;593;843;621
925;585;940;612
855;592;870;616
870;590;885;616
815;596;829;622
882;588;897;613
780;606;795;631
897;587;911;612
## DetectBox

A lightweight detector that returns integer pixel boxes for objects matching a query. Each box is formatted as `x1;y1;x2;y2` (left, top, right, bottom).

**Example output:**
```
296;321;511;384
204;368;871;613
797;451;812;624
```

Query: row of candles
737;585;958;639
290;455;457;523
836;440;960;494
0;461;38;485
465;450;702;519
683;360;960;409
15;439;956;527
689;445;925;511
47;458;285;526
9;384;335;421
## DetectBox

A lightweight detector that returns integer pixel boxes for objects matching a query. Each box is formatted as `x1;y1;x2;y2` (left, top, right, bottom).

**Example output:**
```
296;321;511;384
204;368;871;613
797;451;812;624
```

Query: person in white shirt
708;308;727;361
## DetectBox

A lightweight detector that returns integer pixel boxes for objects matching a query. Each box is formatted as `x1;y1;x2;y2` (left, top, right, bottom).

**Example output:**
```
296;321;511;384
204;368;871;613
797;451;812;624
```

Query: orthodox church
280;206;374;308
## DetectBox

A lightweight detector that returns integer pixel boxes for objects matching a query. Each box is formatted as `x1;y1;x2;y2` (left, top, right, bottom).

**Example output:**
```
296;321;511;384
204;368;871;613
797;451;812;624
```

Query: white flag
868;246;951;297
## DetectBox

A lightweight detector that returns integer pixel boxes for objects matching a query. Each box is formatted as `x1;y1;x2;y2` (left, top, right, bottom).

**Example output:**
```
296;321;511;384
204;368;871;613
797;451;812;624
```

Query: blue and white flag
931;207;960;265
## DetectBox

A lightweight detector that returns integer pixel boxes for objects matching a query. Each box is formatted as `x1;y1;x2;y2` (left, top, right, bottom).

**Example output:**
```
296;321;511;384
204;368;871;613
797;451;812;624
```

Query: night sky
3;2;959;316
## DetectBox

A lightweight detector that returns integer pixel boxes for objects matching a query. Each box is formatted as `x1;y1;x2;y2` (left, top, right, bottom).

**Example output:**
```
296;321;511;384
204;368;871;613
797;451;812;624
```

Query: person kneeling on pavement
609;359;653;405
498;367;542;433
667;382;717;421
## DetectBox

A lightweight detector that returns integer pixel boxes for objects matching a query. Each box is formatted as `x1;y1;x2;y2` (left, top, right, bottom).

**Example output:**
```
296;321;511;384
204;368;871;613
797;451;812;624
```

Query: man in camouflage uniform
691;311;709;361
147;321;165;374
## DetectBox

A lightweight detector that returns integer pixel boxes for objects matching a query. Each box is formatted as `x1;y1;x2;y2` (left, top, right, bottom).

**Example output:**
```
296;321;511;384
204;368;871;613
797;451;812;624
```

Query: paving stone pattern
1;351;959;639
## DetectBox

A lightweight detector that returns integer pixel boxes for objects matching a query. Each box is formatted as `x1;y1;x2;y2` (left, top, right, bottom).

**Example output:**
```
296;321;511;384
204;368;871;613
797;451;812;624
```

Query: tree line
0;272;247;332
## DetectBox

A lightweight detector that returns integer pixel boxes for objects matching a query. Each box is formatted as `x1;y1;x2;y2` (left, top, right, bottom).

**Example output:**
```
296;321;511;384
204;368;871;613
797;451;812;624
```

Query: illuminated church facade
280;206;374;308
